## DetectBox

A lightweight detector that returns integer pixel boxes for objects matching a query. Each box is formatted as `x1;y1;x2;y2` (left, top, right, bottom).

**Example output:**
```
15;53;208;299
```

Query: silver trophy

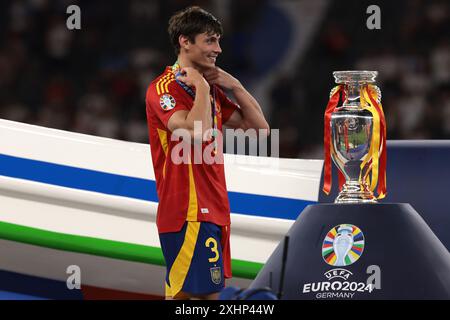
330;71;382;203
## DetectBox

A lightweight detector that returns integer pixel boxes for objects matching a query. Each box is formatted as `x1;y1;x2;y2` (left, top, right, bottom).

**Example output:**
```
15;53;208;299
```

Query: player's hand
203;67;241;90
176;67;209;90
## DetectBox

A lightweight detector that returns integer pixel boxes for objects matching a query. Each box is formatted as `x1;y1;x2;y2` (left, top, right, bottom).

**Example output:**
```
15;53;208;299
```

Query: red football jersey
146;66;240;233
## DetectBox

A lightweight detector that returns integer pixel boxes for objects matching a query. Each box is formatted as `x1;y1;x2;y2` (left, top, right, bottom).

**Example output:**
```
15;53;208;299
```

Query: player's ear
179;35;190;51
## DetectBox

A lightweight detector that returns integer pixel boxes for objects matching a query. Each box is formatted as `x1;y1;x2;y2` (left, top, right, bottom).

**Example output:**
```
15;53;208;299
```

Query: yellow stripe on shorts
167;222;201;298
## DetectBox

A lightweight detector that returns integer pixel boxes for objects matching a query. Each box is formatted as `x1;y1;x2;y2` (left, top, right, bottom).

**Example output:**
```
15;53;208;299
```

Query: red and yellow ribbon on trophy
322;84;387;199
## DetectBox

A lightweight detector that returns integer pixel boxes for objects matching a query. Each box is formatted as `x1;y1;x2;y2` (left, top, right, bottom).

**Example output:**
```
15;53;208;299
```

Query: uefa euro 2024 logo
322;224;365;267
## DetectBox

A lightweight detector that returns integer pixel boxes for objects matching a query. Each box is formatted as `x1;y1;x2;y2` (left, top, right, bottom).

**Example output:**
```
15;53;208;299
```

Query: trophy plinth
249;203;450;299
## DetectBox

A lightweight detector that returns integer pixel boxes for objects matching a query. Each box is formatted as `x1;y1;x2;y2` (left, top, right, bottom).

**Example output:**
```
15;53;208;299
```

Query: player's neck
177;55;206;74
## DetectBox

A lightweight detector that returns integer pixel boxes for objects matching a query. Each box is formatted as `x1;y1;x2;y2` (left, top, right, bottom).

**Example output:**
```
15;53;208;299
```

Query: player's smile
207;55;217;64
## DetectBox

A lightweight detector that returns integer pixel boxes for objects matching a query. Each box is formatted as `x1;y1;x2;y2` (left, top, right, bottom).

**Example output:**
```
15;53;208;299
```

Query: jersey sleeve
146;79;190;129
215;86;242;124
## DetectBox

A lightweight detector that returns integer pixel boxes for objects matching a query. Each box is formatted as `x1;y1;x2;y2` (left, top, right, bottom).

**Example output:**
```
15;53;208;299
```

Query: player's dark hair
168;6;223;56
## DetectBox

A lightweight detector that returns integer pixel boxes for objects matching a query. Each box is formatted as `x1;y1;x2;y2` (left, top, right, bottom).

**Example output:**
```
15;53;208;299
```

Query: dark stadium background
0;0;448;158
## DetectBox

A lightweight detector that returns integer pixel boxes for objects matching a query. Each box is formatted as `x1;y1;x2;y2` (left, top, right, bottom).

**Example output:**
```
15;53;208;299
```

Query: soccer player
145;6;269;300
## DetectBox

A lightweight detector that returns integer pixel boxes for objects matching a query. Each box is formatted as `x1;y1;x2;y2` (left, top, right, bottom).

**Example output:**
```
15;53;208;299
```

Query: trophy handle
329;86;341;99
371;85;382;103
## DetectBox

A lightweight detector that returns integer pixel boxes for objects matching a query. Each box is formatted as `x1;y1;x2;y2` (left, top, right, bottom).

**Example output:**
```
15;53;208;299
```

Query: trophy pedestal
249;203;450;299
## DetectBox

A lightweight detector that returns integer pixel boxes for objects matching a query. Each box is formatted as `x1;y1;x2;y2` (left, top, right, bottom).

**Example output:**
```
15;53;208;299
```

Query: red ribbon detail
323;86;342;195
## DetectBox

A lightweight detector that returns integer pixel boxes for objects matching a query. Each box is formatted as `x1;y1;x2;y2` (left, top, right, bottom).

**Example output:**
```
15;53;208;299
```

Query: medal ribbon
171;61;218;154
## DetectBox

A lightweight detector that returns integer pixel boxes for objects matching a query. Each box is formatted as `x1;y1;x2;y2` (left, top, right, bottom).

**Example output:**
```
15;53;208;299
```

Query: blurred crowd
272;0;450;158
0;0;449;159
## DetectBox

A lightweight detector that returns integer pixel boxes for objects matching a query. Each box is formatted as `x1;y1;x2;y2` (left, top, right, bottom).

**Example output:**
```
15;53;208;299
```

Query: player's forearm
232;84;270;132
185;84;212;140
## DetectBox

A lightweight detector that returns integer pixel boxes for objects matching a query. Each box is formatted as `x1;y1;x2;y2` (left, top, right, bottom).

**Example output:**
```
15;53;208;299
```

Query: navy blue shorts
159;221;225;298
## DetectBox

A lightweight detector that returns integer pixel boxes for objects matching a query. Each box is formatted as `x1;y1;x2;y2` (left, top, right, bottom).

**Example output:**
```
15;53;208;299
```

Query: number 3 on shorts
205;237;219;263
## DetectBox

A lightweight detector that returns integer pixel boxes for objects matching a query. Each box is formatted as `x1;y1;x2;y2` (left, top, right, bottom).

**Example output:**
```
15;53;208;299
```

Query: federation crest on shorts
322;224;365;267
210;267;222;285
159;94;176;111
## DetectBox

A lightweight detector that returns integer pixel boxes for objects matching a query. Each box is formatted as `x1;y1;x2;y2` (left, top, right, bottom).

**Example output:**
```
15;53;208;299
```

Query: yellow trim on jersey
167;222;201;298
156;73;173;96
157;128;168;178
156;75;166;96
156;73;175;96
159;76;170;95
163;79;175;94
157;128;169;155
186;163;198;221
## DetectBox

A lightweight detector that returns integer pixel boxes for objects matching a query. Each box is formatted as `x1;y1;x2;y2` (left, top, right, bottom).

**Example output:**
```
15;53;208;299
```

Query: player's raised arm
167;67;212;141
204;67;270;135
